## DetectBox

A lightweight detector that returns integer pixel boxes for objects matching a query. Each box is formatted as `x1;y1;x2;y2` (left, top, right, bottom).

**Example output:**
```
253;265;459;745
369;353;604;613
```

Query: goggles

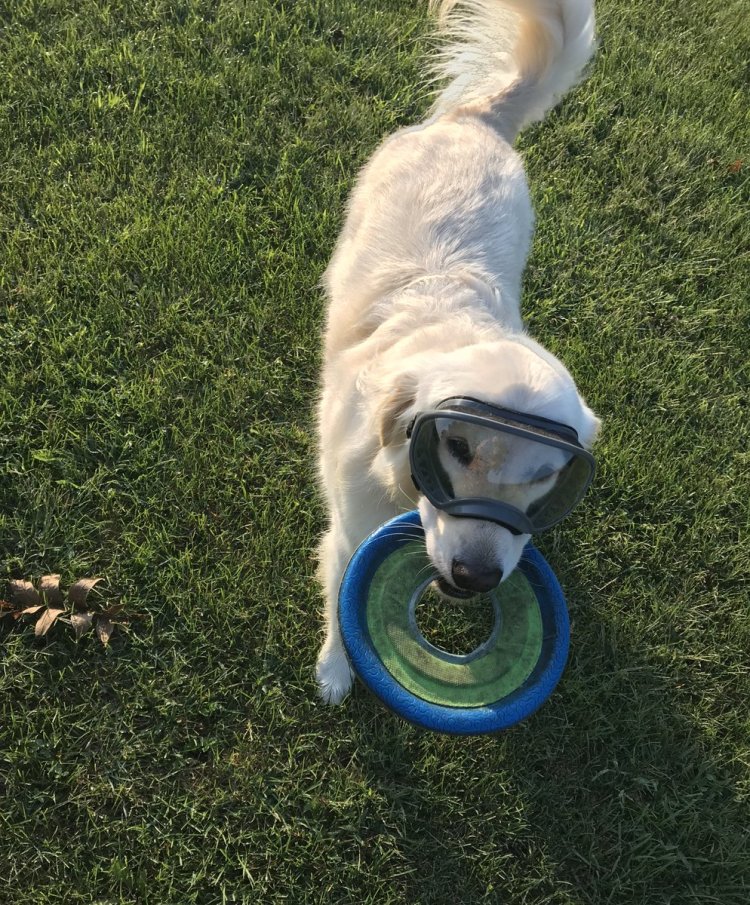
407;397;595;535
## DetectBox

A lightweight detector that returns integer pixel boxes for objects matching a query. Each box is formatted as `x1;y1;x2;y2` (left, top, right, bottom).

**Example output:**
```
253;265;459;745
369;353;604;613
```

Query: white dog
316;0;601;704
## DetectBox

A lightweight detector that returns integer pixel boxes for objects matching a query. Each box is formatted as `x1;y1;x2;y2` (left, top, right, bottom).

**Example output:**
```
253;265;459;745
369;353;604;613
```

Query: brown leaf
34;608;65;637
39;574;63;607
69;577;104;610
96;616;113;646
70;611;94;640
103;601;126;619
9;580;40;606
728;159;743;174
0;600;23;621
21;605;44;616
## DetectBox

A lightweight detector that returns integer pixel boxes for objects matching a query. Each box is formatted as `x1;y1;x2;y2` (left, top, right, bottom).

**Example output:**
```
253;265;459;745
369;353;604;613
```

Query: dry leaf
39;574;63;607
728;159;743;174
21;605;44;616
35;608;65;637
96;616;113;646
70;611;94;640
103;601;126;619
0;600;23;621
9;580;40;606
69;577;104;609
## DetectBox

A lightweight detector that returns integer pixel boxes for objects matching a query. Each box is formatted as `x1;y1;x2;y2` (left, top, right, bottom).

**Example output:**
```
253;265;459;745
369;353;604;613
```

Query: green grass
1;0;748;901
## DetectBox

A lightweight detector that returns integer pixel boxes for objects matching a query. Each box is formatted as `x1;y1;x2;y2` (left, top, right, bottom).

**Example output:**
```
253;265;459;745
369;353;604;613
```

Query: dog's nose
451;559;503;593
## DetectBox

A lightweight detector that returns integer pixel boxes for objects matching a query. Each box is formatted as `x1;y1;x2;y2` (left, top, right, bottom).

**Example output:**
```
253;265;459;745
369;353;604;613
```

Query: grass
0;0;748;901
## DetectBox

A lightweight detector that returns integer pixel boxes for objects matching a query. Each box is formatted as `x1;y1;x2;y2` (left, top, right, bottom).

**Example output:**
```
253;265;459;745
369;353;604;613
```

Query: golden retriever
316;0;600;703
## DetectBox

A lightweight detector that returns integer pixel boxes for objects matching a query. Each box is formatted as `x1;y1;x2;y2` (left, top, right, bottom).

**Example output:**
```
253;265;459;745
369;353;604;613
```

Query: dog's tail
429;0;595;142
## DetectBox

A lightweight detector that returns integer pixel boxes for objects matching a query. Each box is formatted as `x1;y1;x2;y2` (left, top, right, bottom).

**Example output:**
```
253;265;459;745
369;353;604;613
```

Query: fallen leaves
69;577;104;608
8;579;40;607
707;156;743;174
96;617;114;646
39;574;63;607
1;575;137;645
35;606;65;638
70;610;94;640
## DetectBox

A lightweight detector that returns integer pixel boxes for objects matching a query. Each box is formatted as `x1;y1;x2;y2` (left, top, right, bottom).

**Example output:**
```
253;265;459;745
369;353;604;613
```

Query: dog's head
371;337;600;596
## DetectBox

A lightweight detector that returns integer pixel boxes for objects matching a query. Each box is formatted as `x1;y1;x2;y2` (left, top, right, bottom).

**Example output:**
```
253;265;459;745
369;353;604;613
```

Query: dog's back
323;0;596;358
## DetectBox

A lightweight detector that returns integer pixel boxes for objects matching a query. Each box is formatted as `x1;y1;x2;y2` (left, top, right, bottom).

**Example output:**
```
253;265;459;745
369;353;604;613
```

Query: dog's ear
377;373;418;448
578;401;602;449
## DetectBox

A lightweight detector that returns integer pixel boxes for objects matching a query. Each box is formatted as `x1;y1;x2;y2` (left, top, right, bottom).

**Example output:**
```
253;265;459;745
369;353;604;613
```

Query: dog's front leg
316;525;355;704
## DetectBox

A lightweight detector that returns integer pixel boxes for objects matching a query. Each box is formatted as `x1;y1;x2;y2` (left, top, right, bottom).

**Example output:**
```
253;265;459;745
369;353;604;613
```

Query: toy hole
414;584;496;657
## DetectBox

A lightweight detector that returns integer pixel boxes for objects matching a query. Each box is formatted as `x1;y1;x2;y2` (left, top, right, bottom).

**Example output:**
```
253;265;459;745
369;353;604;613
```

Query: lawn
1;0;748;902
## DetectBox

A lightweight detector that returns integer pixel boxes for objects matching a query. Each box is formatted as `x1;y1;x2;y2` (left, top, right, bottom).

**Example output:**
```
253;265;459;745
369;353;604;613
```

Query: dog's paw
316;644;354;705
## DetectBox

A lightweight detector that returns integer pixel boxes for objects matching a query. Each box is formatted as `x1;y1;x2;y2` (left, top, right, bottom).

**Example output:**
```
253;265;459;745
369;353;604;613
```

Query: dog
316;0;601;704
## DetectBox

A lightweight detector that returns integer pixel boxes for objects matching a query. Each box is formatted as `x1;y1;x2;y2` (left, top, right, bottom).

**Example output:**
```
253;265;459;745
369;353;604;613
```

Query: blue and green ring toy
338;510;570;735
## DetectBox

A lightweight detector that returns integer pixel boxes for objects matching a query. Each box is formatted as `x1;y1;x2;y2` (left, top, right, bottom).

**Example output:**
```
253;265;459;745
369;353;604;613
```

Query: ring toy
338;510;570;735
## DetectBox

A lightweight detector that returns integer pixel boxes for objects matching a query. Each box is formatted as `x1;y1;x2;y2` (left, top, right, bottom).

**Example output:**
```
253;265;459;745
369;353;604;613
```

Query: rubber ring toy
338;510;570;735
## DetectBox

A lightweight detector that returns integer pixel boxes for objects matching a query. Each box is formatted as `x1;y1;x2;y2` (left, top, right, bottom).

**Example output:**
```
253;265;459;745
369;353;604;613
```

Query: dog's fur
316;0;601;704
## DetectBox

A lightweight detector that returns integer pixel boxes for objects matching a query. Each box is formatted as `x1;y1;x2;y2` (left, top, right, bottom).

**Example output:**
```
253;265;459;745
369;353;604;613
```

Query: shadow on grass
346;614;749;905
3;590;746;904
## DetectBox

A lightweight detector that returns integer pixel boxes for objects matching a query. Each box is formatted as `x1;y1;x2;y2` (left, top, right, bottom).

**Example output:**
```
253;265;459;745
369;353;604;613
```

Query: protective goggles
407;397;596;535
